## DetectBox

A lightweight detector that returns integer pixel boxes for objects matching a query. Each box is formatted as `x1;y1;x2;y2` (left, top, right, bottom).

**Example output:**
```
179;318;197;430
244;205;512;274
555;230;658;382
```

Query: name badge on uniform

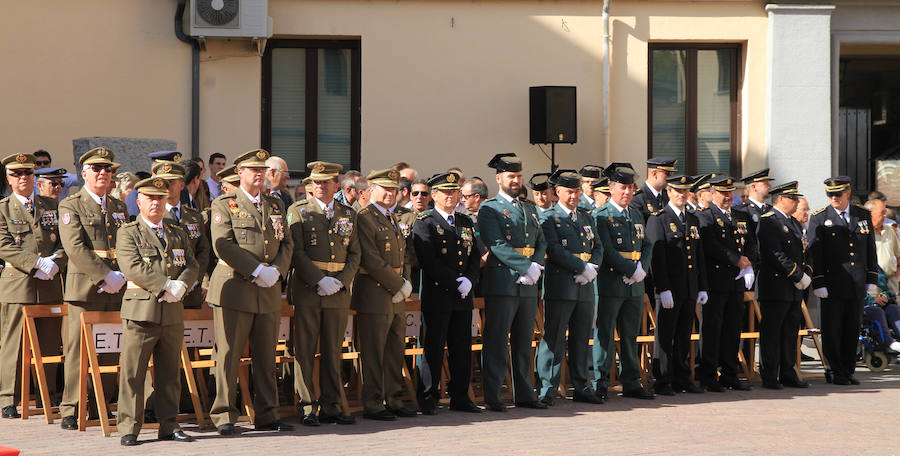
270;215;284;240
634;224;645;239
172;248;187;267
824;218;833;227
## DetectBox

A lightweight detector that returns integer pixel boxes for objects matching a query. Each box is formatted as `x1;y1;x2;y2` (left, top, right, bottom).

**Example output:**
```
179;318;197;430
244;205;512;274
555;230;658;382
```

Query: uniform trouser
357;311;406;414
481;295;539;405
419;309;473;401
595;295;643;391
758;299;801;383
537;299;592;398
652;295;695;388
116;320;183;437
696;290;743;383
0;303;62;408
292;305;349;416
60;301;119;418
821;296;864;379
864;304;900;345
210;306;280;427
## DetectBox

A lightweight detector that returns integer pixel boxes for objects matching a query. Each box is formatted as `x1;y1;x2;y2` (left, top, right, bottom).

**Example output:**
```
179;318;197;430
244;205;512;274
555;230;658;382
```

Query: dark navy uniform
807;176;877;384
756;182;810;388
646;175;707;394
413;177;481;413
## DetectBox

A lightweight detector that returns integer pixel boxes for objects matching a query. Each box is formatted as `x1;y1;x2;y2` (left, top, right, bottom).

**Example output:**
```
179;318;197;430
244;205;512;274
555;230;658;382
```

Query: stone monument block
72;137;178;177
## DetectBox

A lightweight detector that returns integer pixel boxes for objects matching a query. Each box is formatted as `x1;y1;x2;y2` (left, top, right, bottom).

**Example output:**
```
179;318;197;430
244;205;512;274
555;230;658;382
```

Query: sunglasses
41;180;63;188
411;191;430;197
8;169;34;177
90;164;112;173
461;193;476;199
35;160;50;166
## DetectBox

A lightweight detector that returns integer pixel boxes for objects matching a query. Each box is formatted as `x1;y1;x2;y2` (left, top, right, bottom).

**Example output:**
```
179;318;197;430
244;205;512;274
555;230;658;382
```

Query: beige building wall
1;0;768;191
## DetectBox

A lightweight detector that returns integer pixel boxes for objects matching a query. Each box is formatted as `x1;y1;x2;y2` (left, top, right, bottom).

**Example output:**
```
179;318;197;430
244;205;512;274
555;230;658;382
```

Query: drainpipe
175;0;200;158
601;0;611;164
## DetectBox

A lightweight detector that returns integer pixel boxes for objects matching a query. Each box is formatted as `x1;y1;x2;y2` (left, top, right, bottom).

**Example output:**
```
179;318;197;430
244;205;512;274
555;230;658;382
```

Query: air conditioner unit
190;0;272;39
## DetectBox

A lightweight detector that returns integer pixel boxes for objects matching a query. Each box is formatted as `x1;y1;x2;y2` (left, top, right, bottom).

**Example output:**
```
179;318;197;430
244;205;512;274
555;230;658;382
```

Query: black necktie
153;225;166;247
624;208;631;222
171;207;179;221
678;211;684;223
448;214;454;226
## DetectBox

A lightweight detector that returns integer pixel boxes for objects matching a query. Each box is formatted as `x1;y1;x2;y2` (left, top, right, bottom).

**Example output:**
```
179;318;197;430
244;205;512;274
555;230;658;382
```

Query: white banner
92;317;291;354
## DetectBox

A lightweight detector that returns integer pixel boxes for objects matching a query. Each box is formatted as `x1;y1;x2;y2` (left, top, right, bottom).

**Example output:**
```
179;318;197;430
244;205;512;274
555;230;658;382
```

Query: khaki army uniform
163;205;209;309
58;186;129;418
0;185;66;410
287;196;360;417
352;202;411;415
116;211;198;437
207;179;293;427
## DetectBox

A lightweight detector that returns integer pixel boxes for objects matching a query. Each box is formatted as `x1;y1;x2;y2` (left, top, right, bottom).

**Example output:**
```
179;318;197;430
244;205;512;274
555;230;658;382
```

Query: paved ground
2;355;898;456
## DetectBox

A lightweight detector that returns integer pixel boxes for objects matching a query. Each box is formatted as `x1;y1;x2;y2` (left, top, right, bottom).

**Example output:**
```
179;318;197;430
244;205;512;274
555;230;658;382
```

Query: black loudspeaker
529;86;577;144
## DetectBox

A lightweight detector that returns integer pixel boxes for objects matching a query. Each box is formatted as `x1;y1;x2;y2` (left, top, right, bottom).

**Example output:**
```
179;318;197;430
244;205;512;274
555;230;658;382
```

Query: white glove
526;262;543;283
164;279;188;301
317;276;343;296
574;274;589;285
33;269;51;281
867;284;879;293
743;271;755;290
161;290;179;303
391;289;406;303
622;276;636;285
659;290;674;309
697;291;709;305
813;287;829;299
190;280;199;291
797;273;812;290
456;276;473;299
99;270;126;293
516;275;536;286
254;265;281;288
35;256;60;279
630;261;647;283
399;279;413;299
581;263;598;282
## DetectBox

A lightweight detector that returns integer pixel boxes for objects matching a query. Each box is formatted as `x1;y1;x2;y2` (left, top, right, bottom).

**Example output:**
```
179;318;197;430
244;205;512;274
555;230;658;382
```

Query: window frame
261;39;361;171
647;43;742;177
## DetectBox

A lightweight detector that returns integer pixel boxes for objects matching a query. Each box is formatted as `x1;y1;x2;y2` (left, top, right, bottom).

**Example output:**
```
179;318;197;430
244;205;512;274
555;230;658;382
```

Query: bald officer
0;153;66;419
153;161;210;309
116;177;198;446
287;161;360;426
352;169;415;421
208;149;294;435
58;147;129;430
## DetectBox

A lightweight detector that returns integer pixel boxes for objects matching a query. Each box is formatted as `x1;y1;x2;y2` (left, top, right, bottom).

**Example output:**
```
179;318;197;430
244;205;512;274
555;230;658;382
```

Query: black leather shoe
420;395;437;415
388;407;417;418
622;387;656;400
719;378;751;391
762;380;784;390
700;380;726;392
217;423;235;435
573;389;603;404
832;375;851;385
120;434;139;446
678;382;705;394
781;379;810;388
1;406;20;419
515;400;548;409
595;387;609;402
159;430;194;442
539;395;554;407
302;414;321;426
449;400;482;413
319;413;355;424
364;410;398;421
255;420;294;431
485;402;507;412
61;415;77;430
654;384;676;396
848;376;861;385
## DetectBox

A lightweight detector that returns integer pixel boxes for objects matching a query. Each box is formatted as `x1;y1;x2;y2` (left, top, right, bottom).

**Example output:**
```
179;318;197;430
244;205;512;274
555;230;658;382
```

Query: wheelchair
858;316;898;372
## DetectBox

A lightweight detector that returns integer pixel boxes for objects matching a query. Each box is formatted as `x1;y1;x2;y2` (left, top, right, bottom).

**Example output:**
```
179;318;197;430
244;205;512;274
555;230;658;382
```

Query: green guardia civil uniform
115;177;199;438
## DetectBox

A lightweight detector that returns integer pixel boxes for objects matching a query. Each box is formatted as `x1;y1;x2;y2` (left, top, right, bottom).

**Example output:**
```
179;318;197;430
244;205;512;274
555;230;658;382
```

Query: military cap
34;167;67;178
691;173;715;193
427;171;462;190
487;153;522;173
579;165;604;179
366;168;401;188
647;157;677;172
148;150;183;162
549;169;581;189
591;176;610;193
824;175;851;194
234;148;270;168
666;174;697;190
217;164;239;184
79;147;116;166
529;173;552;191
134;177;170;196
740;168;773;184
2;153;37;170
770;180;803;198
152;161;186;180
709;175;737;192
307;161;342;181
603;162;636;185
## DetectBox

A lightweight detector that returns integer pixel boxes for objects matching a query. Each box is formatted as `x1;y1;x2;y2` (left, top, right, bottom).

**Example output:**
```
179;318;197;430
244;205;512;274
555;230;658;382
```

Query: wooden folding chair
20;304;66;423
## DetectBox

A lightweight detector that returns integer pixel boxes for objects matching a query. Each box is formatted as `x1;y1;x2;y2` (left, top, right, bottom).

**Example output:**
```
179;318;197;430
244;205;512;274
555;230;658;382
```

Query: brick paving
2;356;897;455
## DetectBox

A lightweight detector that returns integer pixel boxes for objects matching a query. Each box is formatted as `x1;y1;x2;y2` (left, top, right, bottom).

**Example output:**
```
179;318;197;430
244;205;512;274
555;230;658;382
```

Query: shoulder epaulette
358;205;373;215
761;211;775;217
416;209;433;220
576;207;590;215
649;210;662;217
811;206;827;216
334;199;351;210
696;206;709;212
122;220;139;228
